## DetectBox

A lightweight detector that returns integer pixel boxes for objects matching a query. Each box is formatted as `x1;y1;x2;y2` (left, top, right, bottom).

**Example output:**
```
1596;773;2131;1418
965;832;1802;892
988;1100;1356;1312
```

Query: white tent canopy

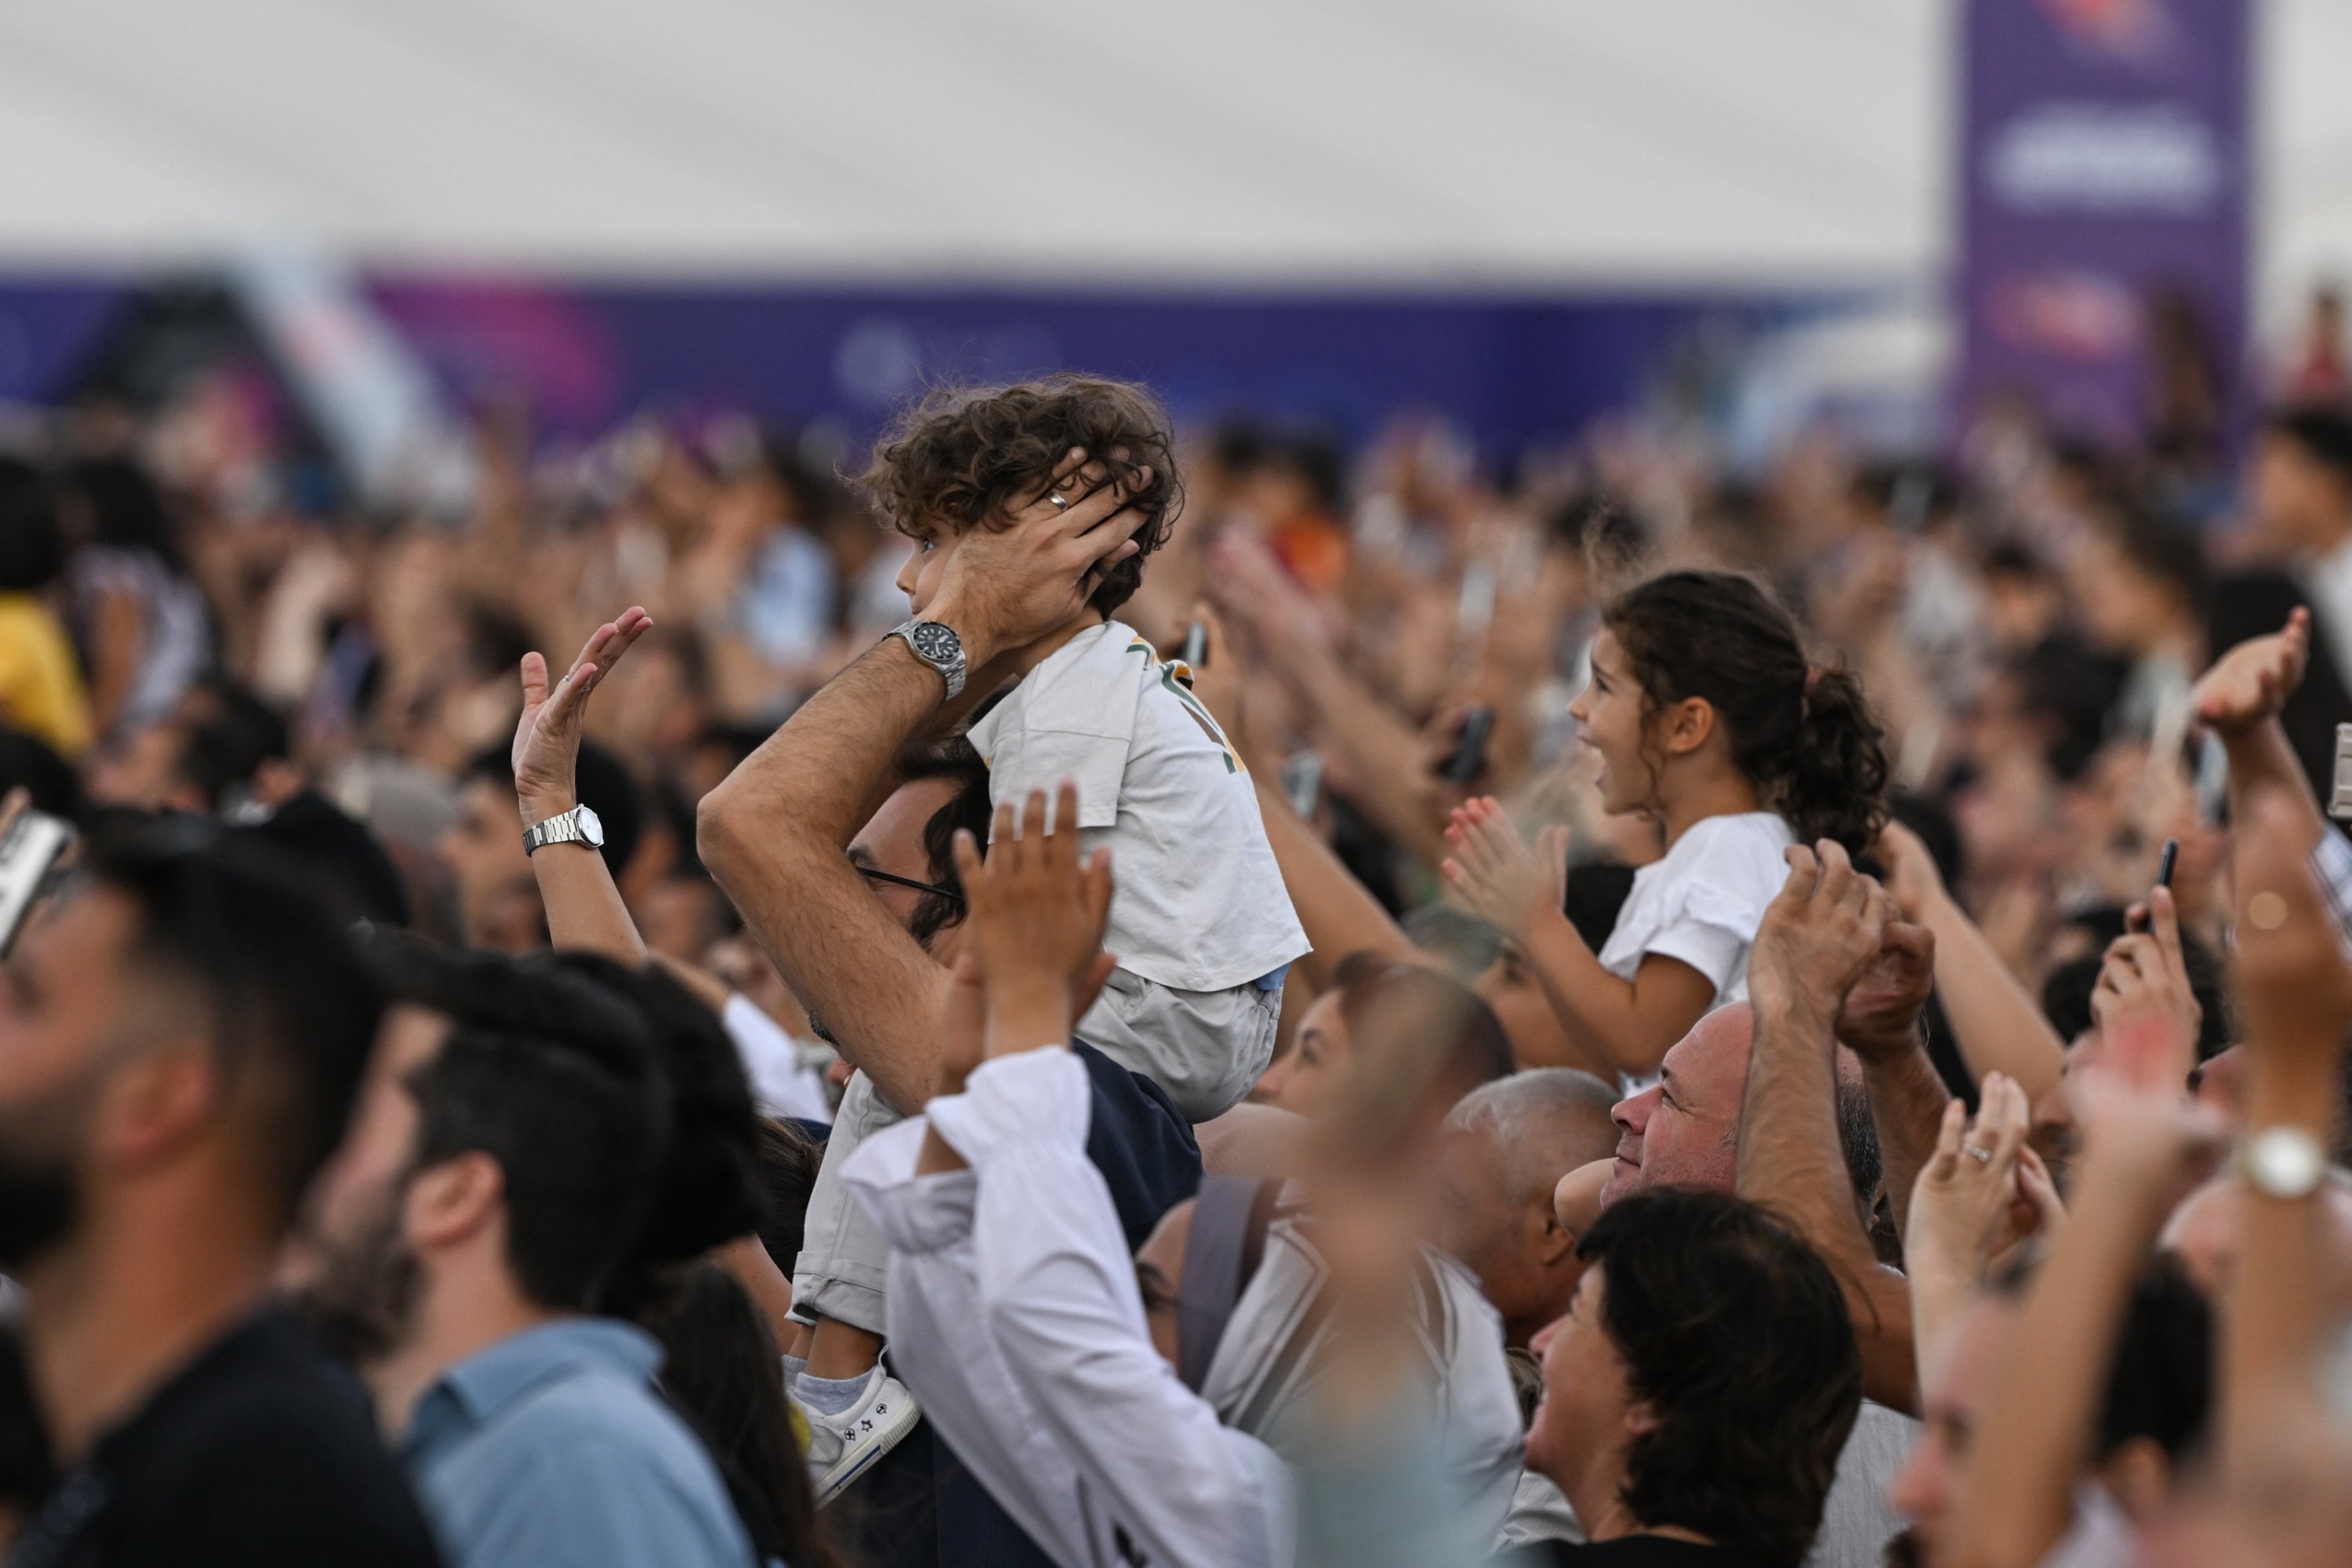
0;0;2340;311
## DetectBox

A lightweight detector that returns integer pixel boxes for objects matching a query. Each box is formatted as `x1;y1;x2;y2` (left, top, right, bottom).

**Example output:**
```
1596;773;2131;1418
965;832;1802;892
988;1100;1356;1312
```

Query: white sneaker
800;1363;920;1505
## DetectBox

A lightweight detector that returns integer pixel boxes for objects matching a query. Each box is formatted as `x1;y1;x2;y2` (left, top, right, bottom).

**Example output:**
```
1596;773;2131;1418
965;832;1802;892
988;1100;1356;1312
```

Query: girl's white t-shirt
1596;811;1796;1007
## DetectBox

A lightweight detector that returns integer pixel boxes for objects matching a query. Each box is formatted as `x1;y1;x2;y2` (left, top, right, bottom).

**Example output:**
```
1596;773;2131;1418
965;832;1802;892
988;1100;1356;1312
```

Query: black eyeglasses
855;863;964;906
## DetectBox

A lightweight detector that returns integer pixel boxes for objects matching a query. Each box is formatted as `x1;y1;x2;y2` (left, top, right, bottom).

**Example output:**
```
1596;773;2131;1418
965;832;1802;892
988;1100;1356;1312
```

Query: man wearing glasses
699;455;1200;1512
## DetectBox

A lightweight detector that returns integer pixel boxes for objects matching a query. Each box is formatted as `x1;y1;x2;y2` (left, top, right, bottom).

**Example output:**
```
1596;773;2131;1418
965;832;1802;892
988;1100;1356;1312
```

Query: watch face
2249;1129;2325;1196
575;804;605;849
910;622;962;663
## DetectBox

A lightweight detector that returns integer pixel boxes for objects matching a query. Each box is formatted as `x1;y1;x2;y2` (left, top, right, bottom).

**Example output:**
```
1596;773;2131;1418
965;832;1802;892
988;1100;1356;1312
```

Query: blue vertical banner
1956;0;2251;448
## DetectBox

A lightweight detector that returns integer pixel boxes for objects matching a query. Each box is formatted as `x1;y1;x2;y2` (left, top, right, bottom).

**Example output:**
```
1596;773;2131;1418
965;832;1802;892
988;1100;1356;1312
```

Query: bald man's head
1439;1069;1620;1346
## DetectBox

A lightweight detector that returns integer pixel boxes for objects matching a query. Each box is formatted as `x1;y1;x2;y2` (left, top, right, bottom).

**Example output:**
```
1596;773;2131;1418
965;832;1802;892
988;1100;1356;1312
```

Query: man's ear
405;1152;506;1254
1658;695;1719;759
1535;1207;1578;1268
2097;1438;2172;1522
96;1039;221;1171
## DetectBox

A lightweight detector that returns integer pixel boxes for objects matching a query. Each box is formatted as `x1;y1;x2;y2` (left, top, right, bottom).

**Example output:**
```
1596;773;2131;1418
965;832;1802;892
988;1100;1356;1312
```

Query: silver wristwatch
2240;1126;2328;1200
889;619;967;700
522;803;605;857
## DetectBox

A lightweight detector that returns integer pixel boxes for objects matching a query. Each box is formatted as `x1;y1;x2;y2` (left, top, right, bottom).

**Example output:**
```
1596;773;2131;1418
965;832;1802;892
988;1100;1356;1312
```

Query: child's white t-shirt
1595;811;1795;1007
964;621;1310;995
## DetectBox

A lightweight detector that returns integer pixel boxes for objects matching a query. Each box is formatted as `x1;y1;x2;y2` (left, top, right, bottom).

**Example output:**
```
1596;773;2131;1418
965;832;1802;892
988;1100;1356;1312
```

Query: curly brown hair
854;374;1183;617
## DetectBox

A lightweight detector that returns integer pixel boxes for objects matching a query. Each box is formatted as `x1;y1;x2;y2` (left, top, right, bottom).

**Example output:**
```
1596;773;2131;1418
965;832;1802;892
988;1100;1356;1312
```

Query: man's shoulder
82;1317;437;1566
430;1371;749;1565
454;1359;728;1505
978;622;1149;749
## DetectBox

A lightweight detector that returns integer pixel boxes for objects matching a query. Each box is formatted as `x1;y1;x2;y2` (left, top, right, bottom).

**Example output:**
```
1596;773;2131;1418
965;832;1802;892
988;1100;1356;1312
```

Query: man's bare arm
1740;844;1920;1413
699;452;1152;1112
1832;920;1945;1240
700;639;962;1112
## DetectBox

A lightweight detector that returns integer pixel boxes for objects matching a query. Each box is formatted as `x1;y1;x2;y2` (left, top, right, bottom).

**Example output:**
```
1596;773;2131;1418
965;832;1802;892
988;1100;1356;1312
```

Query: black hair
2096;1257;2212;1466
2042;931;2232;1062
83;818;385;1221
2265;405;2352;489
752;1115;824;1277
535;954;762;1289
639;1263;840;1568
1563;860;1638;953
63;456;184;572
2092;500;2210;619
1603;571;1889;854
369;934;668;1312
896;733;993;949
234;793;411;928
1261;433;1345;515
175;680;290;810
1577;1189;1863;1568
0;725;82;820
0;459;67;593
2043;956;2104;1046
1888;793;1965;894
2010;634;2129;784
464;739;645;877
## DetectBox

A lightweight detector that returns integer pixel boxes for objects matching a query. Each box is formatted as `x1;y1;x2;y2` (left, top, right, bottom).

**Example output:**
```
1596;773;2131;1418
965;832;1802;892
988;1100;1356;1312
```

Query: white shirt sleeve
2312;827;2352;953
719;994;832;1124
844;1120;1099;1568
931;1050;1297;1568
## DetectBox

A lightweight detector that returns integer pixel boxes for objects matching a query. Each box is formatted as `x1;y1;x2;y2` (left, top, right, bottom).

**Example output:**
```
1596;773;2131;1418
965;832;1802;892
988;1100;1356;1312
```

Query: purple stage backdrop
361;278;1815;459
1957;0;2250;445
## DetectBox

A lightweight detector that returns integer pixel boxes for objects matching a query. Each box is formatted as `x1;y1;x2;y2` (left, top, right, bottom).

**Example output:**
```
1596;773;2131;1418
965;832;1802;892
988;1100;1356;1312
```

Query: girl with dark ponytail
1444;570;1888;1080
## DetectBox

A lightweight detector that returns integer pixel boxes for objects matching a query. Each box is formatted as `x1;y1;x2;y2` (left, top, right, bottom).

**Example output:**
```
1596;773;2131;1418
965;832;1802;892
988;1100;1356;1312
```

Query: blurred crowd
0;314;2346;1568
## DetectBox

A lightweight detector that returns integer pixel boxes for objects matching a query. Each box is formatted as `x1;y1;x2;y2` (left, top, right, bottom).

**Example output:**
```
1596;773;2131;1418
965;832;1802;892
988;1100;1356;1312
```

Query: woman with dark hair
641;1263;840;1568
1444;570;1889;1081
1506;1188;1864;1567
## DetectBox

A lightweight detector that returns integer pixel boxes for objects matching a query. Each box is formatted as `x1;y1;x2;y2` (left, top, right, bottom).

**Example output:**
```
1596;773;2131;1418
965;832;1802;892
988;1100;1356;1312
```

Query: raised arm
1943;1073;2221;1568
1209;533;1456;869
2218;785;2352;1471
1875;819;2068;1106
697;455;1148;1112
1446;796;1714;1078
2194;608;2329;857
1187;604;1414;990
512;608;655;964
1739;842;1919;1412
1831;918;1946;1238
919;777;1297;1568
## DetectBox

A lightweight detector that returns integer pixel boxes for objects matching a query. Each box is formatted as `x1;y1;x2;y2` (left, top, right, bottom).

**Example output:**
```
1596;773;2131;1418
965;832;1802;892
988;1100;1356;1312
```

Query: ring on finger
1047;492;1070;511
1962;1143;1994;1164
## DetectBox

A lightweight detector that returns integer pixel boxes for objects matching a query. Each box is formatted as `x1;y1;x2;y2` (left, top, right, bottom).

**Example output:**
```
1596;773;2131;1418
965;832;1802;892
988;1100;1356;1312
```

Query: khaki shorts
1074;967;1283;1123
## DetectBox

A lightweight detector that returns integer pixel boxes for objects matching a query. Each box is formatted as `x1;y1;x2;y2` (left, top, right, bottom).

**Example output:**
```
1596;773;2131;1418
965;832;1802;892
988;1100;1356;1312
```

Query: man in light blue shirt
403;1318;752;1568
296;946;756;1568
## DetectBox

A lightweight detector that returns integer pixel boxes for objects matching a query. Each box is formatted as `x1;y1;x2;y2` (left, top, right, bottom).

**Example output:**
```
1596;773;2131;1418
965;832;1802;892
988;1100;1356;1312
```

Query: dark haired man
700;434;1207;1505
0;824;437;1568
439;742;642;951
296;943;754;1568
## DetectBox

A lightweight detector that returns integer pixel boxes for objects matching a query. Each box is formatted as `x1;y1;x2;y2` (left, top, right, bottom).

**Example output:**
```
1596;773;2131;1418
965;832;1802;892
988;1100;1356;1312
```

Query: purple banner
1957;0;2250;448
